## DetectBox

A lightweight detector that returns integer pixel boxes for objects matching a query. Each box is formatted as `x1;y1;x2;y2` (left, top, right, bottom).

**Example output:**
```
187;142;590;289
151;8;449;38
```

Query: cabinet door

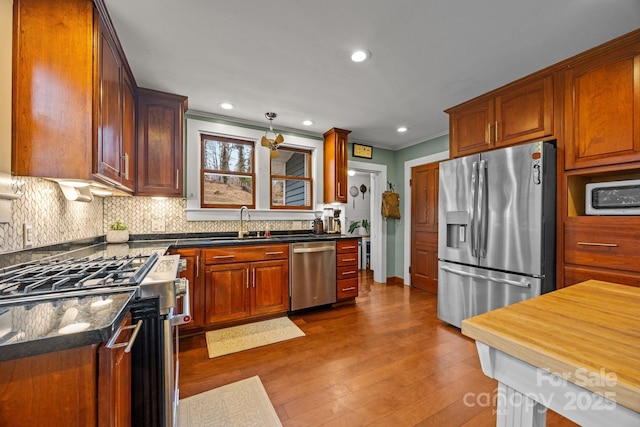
96;18;123;184
204;263;250;323
495;75;553;147
170;248;203;332
120;72;136;191
411;162;439;293
250;260;289;315
323;128;350;203
98;314;132;427
449;98;494;158
565;49;640;169
136;88;187;196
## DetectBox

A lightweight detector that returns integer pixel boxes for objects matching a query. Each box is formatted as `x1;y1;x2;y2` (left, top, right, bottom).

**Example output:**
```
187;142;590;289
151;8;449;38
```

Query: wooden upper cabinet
95;16;125;188
447;75;554;158
136;88;187;197
448;98;495;157
323;128;351;203
12;0;136;192
495;76;553;147
12;0;94;179
121;73;137;191
564;45;640;170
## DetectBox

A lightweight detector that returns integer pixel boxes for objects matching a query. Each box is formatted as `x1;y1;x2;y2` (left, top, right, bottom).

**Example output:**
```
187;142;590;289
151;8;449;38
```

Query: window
270;147;313;209
201;134;255;208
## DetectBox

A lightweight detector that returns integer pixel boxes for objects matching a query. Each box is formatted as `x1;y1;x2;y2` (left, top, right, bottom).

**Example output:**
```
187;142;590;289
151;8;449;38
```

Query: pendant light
260;112;284;158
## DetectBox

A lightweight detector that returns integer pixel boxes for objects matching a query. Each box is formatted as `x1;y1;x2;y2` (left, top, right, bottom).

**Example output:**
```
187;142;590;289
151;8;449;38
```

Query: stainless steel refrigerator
437;141;556;328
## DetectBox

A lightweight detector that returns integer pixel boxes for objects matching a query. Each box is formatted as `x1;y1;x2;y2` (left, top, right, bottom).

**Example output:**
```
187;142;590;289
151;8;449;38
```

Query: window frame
269;146;313;210
200;134;256;209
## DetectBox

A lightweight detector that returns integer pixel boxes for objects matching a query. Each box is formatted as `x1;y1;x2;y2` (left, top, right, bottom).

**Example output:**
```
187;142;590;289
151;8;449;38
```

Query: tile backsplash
0;176;311;255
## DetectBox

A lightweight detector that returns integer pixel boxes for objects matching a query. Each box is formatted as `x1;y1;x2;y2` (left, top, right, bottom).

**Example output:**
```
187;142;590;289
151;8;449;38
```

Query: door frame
348;160;386;283
403;150;449;285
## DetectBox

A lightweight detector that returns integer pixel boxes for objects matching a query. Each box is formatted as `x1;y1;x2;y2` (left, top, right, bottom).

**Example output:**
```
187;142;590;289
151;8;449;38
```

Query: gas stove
0;252;159;306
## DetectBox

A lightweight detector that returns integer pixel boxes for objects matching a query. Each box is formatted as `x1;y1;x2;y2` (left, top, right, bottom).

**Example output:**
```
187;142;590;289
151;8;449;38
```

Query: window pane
203;138;253;173
271;151;308;178
203;172;253;205
272;179;310;207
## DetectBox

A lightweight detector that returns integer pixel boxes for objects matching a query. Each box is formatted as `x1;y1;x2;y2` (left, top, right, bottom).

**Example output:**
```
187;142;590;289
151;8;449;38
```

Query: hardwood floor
179;271;578;426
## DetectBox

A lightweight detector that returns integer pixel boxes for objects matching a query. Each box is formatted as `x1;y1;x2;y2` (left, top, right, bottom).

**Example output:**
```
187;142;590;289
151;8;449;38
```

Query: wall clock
353;143;373;159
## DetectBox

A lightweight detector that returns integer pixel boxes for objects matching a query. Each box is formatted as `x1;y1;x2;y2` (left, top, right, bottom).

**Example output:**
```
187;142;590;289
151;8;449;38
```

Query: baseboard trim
386;276;405;287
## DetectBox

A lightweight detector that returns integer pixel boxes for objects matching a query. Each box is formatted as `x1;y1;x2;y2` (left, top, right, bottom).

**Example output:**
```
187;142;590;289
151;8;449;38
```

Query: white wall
344;173;370;235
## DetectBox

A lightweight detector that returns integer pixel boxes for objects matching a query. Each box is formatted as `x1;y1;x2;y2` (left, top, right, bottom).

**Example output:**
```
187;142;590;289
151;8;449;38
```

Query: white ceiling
103;0;639;150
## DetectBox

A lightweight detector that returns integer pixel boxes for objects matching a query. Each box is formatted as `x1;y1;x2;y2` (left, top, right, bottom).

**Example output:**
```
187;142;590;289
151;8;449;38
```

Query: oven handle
106;319;143;353
171;278;191;326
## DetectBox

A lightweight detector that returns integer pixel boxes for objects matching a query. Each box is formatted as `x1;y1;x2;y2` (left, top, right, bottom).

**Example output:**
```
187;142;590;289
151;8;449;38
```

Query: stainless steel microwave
586;179;640;215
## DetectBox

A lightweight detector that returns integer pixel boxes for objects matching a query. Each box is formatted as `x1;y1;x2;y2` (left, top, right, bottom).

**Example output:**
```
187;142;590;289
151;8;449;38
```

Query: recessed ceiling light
302;120;314;126
351;49;370;63
397;126;408;133
218;102;235;110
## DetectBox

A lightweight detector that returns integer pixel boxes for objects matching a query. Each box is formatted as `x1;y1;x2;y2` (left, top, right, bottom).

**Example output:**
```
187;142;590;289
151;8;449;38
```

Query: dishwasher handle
292;246;336;254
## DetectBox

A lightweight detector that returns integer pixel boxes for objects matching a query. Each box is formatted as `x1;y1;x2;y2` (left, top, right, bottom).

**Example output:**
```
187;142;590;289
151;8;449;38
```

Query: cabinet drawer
204;244;289;264
337;253;358;266
336;240;358;253
565;220;640;273
564;266;640;288
337;265;358;280
337;278;358;299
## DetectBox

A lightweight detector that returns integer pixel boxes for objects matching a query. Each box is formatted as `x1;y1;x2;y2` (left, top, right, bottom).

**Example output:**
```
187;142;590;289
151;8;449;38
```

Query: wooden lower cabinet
0;315;133;427
336;239;359;300
563;217;640;288
203;244;289;326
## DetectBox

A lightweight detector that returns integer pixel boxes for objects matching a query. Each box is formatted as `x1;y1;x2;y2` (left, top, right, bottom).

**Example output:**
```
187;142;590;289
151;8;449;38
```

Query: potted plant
348;219;370;235
106;220;129;243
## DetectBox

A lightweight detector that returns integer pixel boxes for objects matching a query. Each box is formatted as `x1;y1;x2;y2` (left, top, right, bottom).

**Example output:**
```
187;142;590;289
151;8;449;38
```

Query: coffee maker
325;208;341;234
312;212;324;234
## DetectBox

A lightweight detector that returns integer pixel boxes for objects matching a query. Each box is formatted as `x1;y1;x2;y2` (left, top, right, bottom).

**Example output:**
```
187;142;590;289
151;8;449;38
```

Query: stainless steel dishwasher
290;241;336;310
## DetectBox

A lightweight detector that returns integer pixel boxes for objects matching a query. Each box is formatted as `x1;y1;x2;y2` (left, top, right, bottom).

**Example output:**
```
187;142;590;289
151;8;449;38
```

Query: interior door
411;162;439;292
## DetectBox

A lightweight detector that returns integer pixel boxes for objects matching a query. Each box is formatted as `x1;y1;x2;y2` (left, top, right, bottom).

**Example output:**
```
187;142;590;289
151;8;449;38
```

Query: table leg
496;382;547;427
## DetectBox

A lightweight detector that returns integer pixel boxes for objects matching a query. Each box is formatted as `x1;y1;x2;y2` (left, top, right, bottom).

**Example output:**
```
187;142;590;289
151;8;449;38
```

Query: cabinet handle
106;319;143;353
342;245;356;250
253;268;256;288
342;258;356;262
123;153;129;180
338;181;341;196
494;121;498;142
265;251;283;255
487;123;491;144
577;242;618;247
342;270;357;275
176;169;180;189
341;286;357;291
196;255;199;277
246;268;249;288
213;255;235;259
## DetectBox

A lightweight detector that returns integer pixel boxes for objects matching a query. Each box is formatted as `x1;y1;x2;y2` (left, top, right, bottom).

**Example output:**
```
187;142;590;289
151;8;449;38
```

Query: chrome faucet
239;206;250;238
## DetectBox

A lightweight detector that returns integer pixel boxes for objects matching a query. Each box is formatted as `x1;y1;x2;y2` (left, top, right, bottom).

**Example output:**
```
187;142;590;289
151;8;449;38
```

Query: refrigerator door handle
477;160;487;258
470;161;479;257
439;265;531;288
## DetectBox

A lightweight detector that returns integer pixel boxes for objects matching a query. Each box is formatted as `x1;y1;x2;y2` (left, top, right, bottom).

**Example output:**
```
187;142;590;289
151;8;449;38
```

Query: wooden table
462;280;640;427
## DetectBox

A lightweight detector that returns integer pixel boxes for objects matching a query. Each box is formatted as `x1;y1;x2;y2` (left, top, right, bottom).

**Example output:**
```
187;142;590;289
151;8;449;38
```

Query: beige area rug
205;317;305;359
178;375;282;427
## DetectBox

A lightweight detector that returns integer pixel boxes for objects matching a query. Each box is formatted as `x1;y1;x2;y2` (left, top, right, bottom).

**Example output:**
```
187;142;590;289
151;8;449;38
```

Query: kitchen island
462;280;640;427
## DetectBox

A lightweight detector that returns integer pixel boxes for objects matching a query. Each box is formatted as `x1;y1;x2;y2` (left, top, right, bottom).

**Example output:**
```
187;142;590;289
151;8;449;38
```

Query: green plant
348;221;361;234
109;221;128;231
348;219;370;234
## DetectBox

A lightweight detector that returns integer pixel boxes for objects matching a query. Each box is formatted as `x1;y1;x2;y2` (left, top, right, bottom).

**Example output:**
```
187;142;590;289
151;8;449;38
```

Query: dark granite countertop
0;290;135;362
0;231;361;361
